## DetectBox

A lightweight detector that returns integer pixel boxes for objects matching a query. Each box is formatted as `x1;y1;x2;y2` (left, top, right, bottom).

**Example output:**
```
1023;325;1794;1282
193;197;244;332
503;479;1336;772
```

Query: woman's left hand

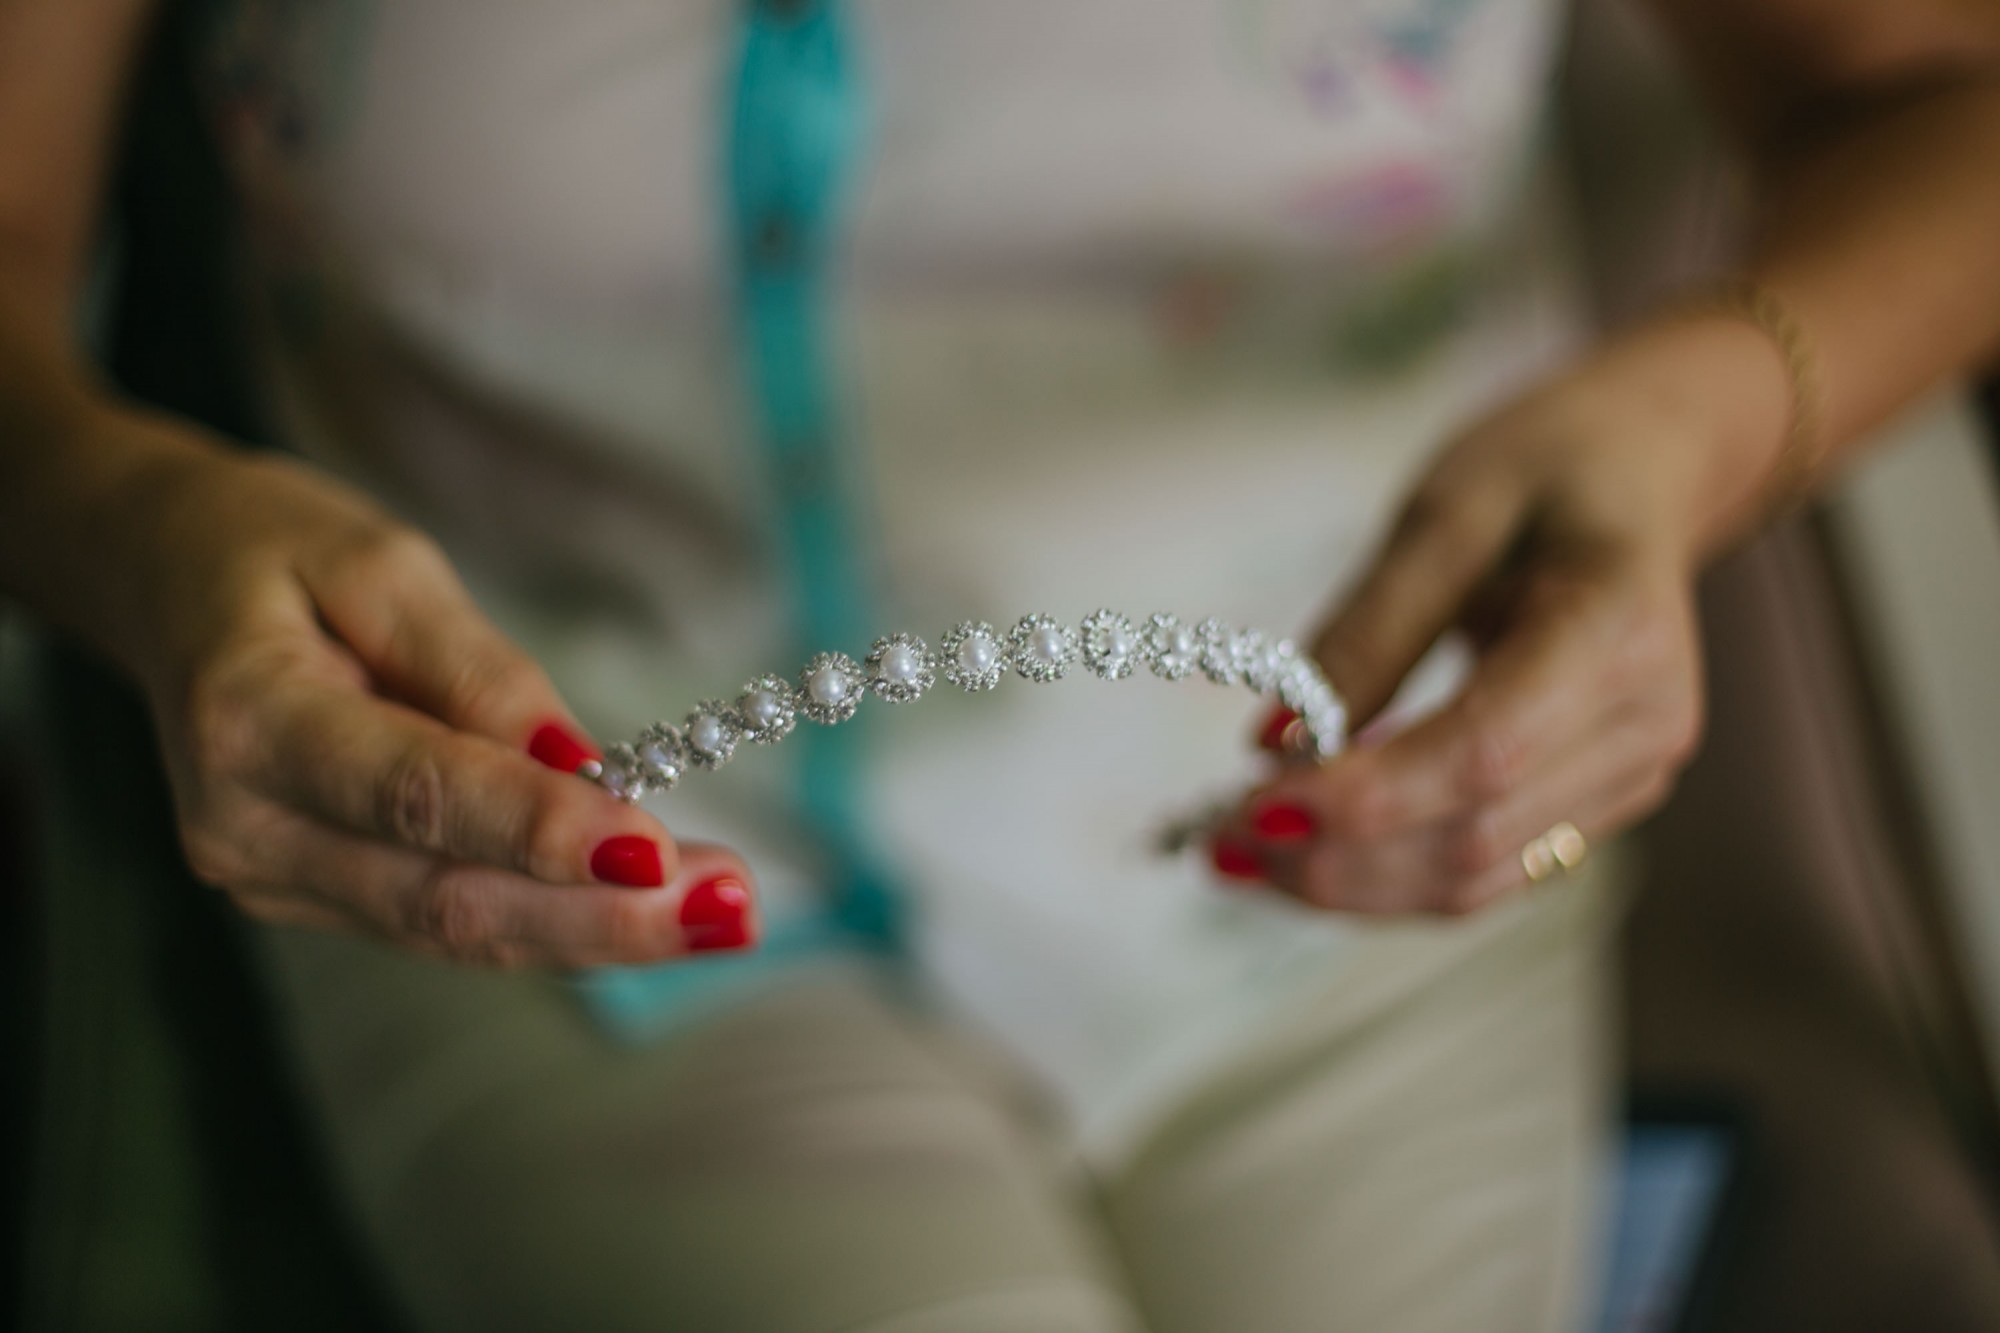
1212;314;1789;914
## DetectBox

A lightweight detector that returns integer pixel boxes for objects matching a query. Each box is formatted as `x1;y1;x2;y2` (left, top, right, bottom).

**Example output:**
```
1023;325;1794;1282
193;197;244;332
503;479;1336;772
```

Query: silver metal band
587;610;1347;803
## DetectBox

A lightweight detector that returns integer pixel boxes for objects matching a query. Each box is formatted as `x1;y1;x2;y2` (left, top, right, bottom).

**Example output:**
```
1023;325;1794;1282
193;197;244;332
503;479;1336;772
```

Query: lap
1105;872;1614;1333
256;939;1140;1333
255;868;1616;1333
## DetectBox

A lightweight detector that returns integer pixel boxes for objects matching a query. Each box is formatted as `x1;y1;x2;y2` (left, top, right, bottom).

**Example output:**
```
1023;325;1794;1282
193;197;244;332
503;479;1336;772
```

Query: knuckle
481;938;534;970
440;647;548;729
1603;615;1670;695
1332;782;1402;841
180;824;249;890
1287;849;1346;912
182;667;260;781
1456;715;1523;802
416;877;498;960
319;526;455;617
517;795;576;882
378;744;450;850
599;894;663;955
1445;807;1509;876
350;524;450;586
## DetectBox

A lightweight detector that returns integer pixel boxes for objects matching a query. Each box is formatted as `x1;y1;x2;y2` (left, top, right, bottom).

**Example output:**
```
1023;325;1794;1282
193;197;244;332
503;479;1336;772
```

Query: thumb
1312;480;1527;726
305;528;596;766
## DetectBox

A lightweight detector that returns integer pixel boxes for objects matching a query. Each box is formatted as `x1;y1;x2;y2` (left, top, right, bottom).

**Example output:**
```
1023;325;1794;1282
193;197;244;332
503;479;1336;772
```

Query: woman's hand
1211;315;1793;914
71;414;758;966
1208;0;2000;917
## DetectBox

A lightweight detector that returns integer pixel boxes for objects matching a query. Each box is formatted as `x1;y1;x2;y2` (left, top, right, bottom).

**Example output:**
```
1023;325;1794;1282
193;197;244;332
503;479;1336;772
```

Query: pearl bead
605;765;645;802
809;666;851;706
957;635;997;673
690;715;728;755
1030;626;1067;665
640;740;679;772
880;644;922;684
743;690;783;729
1103;627;1133;660
1169;627;1197;656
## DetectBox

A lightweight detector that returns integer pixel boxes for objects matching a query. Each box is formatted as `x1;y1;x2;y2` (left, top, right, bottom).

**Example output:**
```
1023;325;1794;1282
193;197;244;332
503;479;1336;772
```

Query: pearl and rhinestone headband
584;611;1347;803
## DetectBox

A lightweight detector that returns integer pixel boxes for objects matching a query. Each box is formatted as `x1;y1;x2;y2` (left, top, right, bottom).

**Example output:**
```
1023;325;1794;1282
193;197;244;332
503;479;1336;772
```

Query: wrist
0;400;232;657
1575;310;1797;564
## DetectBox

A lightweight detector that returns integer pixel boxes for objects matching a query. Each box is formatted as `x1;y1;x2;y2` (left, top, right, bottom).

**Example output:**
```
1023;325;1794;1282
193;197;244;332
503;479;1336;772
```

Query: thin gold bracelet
1680;278;1826;517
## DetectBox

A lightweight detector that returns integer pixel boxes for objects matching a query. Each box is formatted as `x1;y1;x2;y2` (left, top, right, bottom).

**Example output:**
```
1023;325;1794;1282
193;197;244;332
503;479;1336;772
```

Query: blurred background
5;2;1999;1330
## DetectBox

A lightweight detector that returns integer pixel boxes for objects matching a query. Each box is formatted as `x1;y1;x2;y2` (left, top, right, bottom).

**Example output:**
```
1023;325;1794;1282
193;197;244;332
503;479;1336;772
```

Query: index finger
253;680;681;888
299;525;595;761
1311;475;1529;725
1263;567;1630;840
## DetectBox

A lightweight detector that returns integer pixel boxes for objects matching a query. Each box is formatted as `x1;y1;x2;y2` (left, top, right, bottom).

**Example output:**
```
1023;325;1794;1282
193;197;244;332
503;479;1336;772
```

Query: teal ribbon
726;0;900;948
579;0;898;1038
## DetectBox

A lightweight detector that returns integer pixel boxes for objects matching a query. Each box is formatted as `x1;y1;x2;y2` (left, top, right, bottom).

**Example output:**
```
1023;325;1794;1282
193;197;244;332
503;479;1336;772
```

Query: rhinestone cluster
591;611;1347;802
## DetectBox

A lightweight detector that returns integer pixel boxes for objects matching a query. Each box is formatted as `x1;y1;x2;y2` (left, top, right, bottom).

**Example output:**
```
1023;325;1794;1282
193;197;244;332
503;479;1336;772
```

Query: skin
0;0;755;966
1220;1;2000;913
3;2;1999;961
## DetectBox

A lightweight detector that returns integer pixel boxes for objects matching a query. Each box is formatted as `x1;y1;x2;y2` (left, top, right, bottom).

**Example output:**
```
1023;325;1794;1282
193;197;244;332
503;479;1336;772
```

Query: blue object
724;0;901;948
1592;1119;1739;1332
579;0;898;1037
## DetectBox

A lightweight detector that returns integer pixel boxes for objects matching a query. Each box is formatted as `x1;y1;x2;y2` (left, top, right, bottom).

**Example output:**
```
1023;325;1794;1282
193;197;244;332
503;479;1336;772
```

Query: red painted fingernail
529;721;599;775
1209;838;1265;883
1255;707;1300;752
678;875;753;953
1251;802;1316;841
591;836;664;888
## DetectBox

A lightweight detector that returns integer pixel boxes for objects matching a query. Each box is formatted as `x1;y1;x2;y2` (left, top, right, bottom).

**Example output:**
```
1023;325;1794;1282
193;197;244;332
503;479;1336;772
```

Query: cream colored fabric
254;861;1615;1333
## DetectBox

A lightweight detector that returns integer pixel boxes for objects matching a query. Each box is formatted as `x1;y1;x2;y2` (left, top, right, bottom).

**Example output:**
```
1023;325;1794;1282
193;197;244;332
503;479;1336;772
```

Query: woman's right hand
0;0;750;967
74;413;758;967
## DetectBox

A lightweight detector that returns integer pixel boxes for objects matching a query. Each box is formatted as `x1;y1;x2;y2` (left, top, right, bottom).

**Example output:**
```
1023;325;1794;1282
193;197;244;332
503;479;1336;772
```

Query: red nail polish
591;836;664;888
1210;838;1265;882
529;721;599;775
1251;802;1316;841
1256;707;1300;752
678;875;753;953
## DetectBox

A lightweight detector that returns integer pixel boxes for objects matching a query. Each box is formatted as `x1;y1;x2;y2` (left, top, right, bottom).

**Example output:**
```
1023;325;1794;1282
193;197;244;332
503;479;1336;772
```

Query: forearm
1569;71;2000;562
1747;74;2000;471
1614;0;2000;553
0;281;223;659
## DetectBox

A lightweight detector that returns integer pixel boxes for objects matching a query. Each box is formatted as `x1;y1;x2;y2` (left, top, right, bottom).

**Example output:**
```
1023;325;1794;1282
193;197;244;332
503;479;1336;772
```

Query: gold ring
1521;821;1588;883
